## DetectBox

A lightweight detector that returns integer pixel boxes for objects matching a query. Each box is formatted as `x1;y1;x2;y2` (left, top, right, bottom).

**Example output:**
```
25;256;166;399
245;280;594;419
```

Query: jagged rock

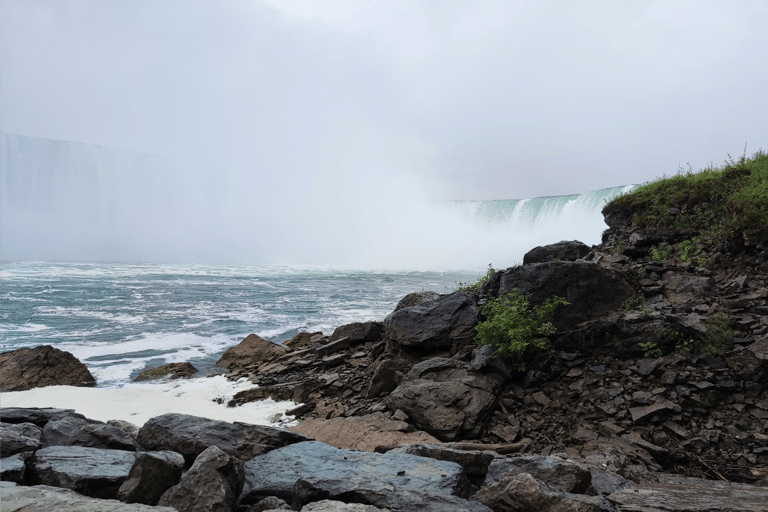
158;445;244;512
300;500;390;511
133;362;198;381
329;321;384;344
284;331;324;350
0;422;42;456
0;345;96;391
384;290;477;350
215;334;287;369
29;446;137;499
483;456;594;494
42;415;141;451
0;481;178;511
289;413;439;452
293;478;492;512
228;382;299;406
473;472;616;512
393;291;440;311
387;443;503;482
0;407;86;427
493;262;634;330
1;453;32;484
387;358;502;441
117;451;185;505
469;344;515;379
365;357;411;397
249;495;292;510
239;441;469;506
107;419;140;440
136;413;309;464
524;240;592;264
607;476;768;511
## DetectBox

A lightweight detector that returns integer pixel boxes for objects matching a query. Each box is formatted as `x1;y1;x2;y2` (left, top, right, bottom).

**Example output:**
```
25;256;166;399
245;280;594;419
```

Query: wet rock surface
133;362;198;381
0;345;96;391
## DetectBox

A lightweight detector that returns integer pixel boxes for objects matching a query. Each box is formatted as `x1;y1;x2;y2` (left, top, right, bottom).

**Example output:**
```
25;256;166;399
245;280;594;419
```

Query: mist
1;1;766;269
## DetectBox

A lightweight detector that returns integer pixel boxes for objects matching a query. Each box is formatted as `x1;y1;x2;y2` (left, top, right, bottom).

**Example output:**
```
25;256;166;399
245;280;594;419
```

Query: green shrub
475;289;568;370
459;264;497;293
621;295;645;311
640;341;662;358
650;245;672;262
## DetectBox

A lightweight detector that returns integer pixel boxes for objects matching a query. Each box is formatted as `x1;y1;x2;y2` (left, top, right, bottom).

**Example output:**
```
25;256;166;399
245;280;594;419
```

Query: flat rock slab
29;446;137;499
0;481;177;512
607;479;768;512
0;407;86;427
240;440;468;506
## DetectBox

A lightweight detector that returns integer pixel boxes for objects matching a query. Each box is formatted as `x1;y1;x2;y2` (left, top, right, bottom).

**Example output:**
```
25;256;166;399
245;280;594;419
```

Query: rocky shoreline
3;204;768;510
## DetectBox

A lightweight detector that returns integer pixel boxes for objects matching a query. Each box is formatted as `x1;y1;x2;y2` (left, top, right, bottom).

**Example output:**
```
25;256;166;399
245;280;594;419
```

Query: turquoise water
1;262;475;387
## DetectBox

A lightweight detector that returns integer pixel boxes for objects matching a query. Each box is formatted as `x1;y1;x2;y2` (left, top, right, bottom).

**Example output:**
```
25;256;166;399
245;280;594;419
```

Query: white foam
0;376;297;427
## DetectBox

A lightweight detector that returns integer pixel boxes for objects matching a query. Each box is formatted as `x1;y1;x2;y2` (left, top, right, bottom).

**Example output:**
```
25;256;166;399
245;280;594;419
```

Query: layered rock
215;333;288;370
0;345;96;391
133;362;198;381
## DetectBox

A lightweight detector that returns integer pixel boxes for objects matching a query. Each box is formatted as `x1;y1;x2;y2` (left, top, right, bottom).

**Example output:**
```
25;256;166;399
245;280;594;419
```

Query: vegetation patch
475;288;568;370
458;263;497;293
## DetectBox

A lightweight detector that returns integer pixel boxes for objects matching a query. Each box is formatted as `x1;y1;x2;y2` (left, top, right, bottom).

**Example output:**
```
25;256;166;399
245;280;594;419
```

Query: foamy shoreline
0;376;297;427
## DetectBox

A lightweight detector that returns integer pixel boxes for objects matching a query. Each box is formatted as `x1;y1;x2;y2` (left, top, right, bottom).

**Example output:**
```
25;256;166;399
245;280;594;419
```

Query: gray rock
365;358;411;398
483;456;593;494
0;422;42;456
136;413;309;464
117;451;184;505
387;443;503;481
240;441;468;506
1;453;31;484
133;362;198;382
0;407;86;427
158;445;244;512
0;345;96;391
107;419;140;440
607;478;768;511
387;358;502;441
393;291;440;311
0;481;177;511
523;240;592;264
43;415;141;451
29;445;137;499
384;290;477;350
248;495;291;510
300;500;390;511
329;321;384;344
474;472;616;512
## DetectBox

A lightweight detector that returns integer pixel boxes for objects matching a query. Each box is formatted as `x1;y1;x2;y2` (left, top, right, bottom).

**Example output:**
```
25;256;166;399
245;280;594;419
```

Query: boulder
158;445;244;512
0;481;178;511
0;407;86;427
249;495;291;510
239;441;469;506
136;413;309;464
284;331;324;350
42;415;142;451
133;362;198;382
473;472;616;512
384;291;478;351
393;291;440;311
523;240;592;264
329;321;384;345
107;419;141;440
117;451;185;505
0;345;96;391
365;357;412;397
300;500;390;511
493;262;634;330
1;453;31;484
215;334;288;370
28;446;137;499
0;422;42;456
289;413;440;452
483;456;594;494
387;358;502;441
387;444;503;482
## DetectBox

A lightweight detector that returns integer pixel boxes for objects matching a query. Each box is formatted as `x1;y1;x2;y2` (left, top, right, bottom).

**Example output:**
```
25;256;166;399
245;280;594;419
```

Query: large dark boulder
384;291;478;351
215;334;287;369
489;262;634;330
240;440;469;506
523;240;592;264
0;422;43;456
42;415;141;451
136;413;309;464
133;362;198;382
0;345;96;391
0;407;87;427
387;358;502;441
329;321;384;344
158;445;244;512
118;451;185;505
28;446;137;499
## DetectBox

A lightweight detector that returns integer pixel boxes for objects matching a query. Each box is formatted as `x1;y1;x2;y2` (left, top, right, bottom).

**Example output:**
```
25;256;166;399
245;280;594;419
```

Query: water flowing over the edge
1;133;637;268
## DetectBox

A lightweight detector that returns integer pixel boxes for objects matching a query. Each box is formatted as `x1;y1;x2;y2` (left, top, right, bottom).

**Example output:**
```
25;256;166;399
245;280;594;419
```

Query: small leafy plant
475;289;569;371
459;264;497;293
650;245;672;262
621;295;645;311
640;341;662;358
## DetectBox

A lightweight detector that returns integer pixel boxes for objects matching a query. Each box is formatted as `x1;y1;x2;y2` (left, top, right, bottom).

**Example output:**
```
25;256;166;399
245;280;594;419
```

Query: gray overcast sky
1;0;767;200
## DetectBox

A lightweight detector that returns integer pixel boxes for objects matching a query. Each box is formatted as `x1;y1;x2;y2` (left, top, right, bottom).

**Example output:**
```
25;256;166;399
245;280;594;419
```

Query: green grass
603;148;768;245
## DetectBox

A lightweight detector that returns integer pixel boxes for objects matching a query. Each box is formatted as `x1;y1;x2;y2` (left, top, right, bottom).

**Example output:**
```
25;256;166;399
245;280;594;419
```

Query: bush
458;264;497;293
475;289;568;370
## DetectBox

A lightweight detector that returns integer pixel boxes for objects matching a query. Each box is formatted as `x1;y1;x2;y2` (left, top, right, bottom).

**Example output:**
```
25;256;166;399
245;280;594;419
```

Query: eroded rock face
42;415;141;451
28;446;137;499
0;345;96;391
215;334;287;369
240;441;469;506
133;362;198;382
387;358;502;441
136;413;309;464
524;240;592;265
158;445;244;512
493;261;634;330
384;291;477;351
